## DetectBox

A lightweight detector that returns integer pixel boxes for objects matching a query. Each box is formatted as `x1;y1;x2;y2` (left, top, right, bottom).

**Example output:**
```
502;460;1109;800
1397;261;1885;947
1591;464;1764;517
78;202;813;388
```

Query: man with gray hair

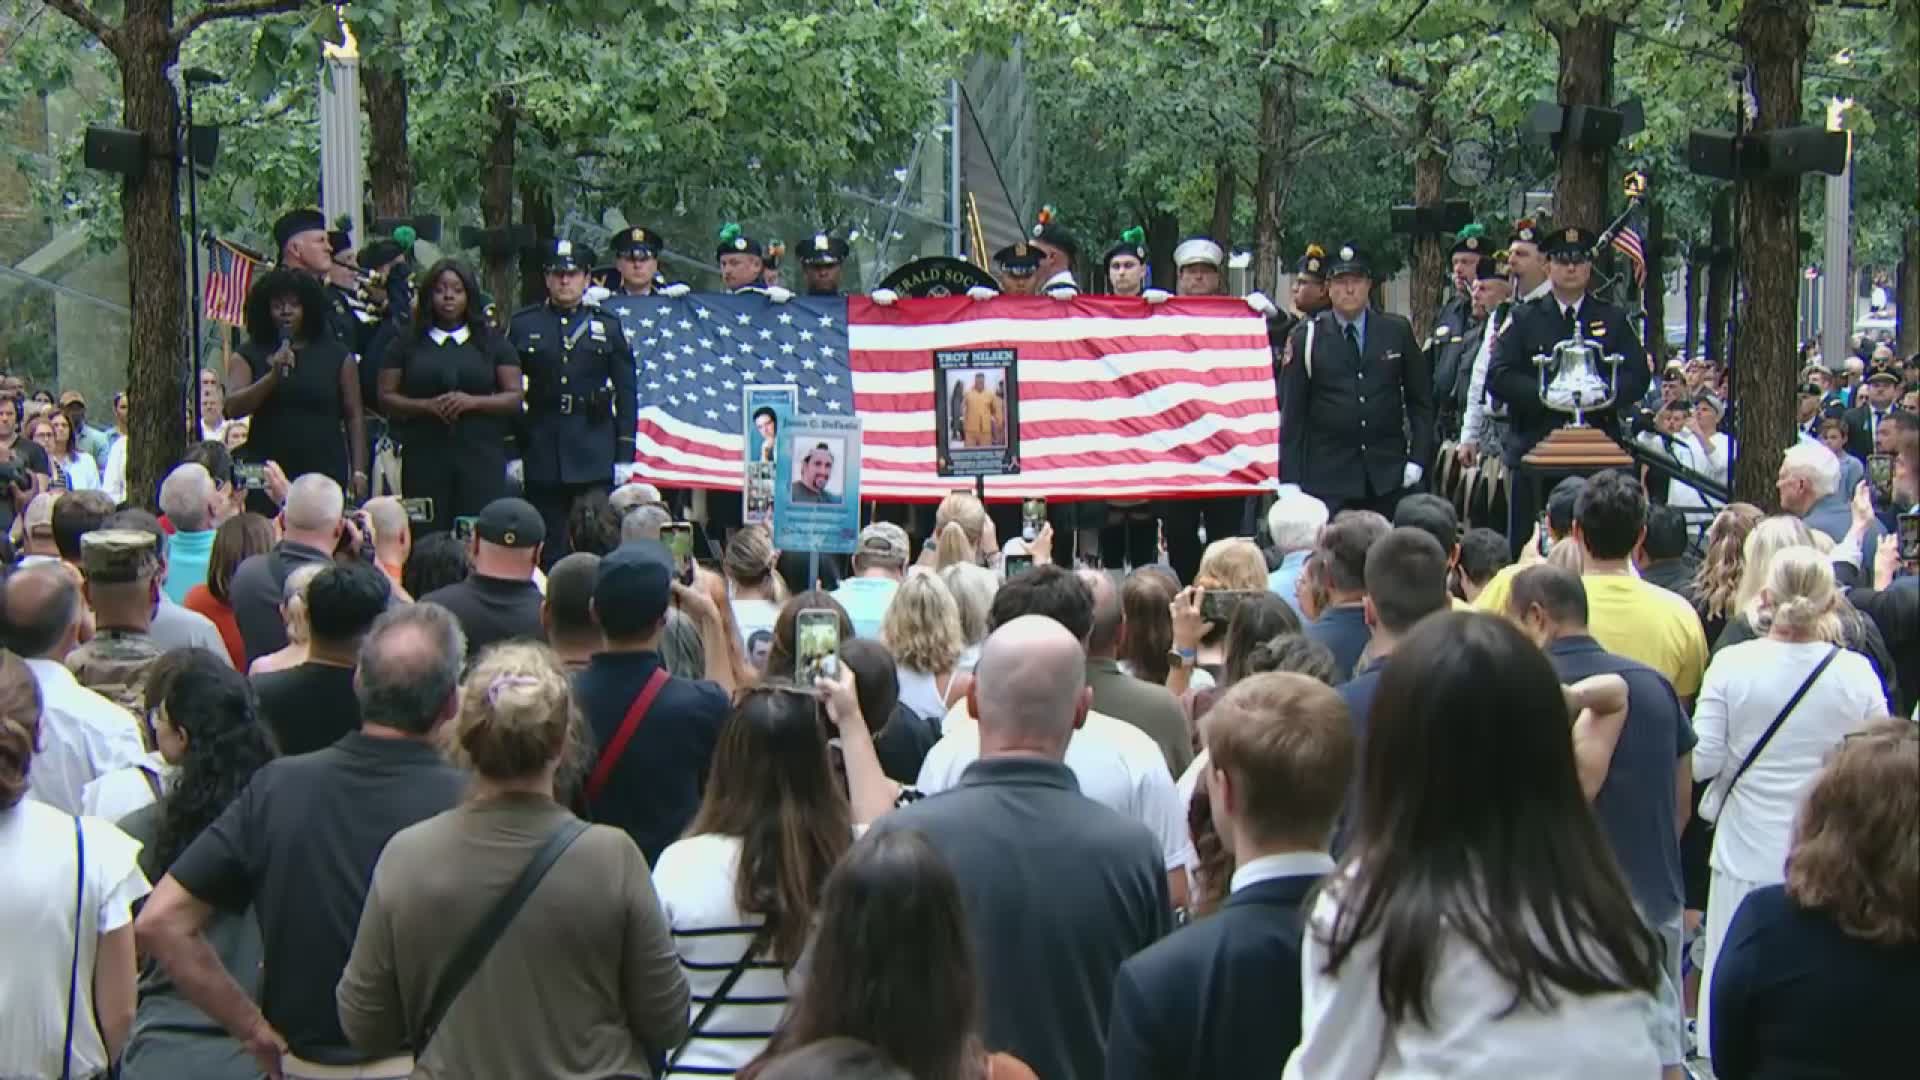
619;502;672;544
158;461;226;602
139;603;468;1080
1777;439;1871;547
230;473;346;663
877;615;1170;1080
1265;487;1329;617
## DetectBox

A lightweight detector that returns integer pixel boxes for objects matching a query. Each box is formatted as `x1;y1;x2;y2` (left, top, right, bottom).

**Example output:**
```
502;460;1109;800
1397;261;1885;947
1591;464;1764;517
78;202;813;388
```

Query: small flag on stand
204;238;260;325
1610;209;1648;288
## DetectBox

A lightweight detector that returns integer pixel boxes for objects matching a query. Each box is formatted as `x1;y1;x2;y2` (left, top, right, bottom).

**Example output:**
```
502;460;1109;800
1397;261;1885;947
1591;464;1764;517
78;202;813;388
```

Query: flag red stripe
850;395;1279;437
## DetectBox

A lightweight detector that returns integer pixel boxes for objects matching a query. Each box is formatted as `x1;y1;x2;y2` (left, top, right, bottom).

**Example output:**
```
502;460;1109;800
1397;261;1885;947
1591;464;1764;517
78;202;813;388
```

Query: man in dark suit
1488;225;1650;556
1843;365;1904;461
1280;243;1433;518
1105;672;1352;1080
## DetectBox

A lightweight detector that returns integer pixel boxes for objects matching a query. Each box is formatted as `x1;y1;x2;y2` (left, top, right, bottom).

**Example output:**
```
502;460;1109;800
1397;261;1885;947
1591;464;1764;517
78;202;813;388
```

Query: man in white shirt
4;564;146;813
916;564;1191;908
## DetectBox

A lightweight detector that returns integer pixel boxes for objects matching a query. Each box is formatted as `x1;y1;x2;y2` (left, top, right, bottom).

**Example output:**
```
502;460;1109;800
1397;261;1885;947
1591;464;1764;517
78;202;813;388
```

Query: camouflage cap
80;529;159;584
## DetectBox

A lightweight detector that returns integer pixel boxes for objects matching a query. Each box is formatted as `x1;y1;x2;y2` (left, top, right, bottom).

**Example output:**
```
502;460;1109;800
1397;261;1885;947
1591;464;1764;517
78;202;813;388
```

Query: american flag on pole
619;293;1277;500
204;239;259;325
1610;209;1648;288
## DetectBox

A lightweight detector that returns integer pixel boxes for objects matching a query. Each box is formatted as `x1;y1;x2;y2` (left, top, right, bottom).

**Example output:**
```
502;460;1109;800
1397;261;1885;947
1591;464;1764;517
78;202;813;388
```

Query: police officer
801;231;851;296
68;529;167;714
600;226;690;306
762;240;786;288
991;241;1044;296
1104;228;1149;297
1279;243;1432;519
509;239;638;566
1487;225;1649;554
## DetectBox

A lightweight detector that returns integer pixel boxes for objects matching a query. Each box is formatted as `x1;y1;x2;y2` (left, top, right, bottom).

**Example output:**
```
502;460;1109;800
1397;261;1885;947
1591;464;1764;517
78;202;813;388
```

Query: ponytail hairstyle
0;651;43;811
452;642;577;781
931;492;988;569
1754;545;1844;642
726;524;782;594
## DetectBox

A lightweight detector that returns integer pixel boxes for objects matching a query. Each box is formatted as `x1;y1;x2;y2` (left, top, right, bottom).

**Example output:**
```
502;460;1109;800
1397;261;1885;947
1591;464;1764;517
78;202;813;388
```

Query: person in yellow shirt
1568;470;1709;701
1473;475;1589;616
961;373;1003;448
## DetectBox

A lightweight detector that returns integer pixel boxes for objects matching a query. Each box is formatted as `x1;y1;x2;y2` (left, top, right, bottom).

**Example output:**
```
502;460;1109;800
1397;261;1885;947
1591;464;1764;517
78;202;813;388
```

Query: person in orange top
182;514;276;669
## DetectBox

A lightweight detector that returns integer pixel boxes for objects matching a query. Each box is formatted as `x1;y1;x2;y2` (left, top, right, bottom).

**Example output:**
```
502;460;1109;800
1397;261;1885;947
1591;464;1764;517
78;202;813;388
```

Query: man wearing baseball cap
419;497;546;656
831;522;910;638
1844;364;1906;461
57;391;112;466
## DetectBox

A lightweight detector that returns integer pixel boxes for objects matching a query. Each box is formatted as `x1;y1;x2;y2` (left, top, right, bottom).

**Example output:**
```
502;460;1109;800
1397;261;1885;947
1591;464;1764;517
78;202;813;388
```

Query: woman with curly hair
115;650;276;1080
1689;504;1764;643
1708;720;1917;1079
225;268;367;500
78;649;202;822
881;573;967;723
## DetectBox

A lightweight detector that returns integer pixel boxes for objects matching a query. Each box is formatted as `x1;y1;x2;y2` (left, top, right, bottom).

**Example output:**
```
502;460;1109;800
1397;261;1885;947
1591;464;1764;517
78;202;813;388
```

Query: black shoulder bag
663;929;765;1073
62;815;84;1080
415;817;591;1052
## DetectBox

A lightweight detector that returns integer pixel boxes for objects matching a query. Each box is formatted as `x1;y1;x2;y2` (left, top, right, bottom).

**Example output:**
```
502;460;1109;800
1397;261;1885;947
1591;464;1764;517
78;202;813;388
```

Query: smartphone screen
1898;512;1919;562
1537;513;1553;556
664;522;697;585
234;462;267;490
1021;497;1047;541
1003;553;1034;577
1200;589;1260;625
452;516;478;541
1868;454;1894;502
795;609;841;684
401;497;434;524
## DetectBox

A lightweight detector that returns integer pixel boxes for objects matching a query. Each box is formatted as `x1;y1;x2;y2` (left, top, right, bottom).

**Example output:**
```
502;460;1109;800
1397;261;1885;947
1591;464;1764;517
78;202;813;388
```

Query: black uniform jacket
507;301;637;487
1279;308;1432;499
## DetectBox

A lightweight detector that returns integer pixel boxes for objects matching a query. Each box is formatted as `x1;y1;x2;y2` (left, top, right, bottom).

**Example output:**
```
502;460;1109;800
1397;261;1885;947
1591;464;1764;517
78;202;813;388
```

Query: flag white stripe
849;313;1268;349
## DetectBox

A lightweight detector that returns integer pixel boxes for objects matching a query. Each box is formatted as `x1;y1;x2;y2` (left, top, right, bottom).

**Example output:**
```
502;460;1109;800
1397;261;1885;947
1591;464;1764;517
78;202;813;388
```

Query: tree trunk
1550;15;1616;232
118;6;187;509
1733;0;1813;508
518;182;554;308
1683;254;1702;361
1210;156;1235;250
1250;19;1284;298
1409;97;1446;341
1642;199;1666;361
481;91;516;311
1145;207;1177;293
1900;225;1918;358
364;65;412;219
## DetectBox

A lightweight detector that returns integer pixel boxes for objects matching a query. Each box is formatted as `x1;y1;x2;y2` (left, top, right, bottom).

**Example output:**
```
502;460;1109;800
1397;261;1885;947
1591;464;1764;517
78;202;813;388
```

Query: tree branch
1354;92;1412;138
41;0;116;46
174;0;313;45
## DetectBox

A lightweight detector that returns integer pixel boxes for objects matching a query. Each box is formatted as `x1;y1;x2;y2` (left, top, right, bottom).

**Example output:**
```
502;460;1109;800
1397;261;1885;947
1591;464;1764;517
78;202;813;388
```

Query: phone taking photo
664;521;697;585
1868;454;1894;503
1200;589;1260;626
234;462;268;491
795;609;841;685
452;515;478;542
1898;512;1919;563
1003;553;1034;578
1021;497;1047;542
401;497;434;524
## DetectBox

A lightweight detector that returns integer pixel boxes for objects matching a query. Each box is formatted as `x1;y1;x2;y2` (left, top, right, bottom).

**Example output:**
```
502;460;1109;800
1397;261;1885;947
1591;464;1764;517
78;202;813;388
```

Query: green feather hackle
392;225;416;247
1120;226;1145;246
1457;223;1486;241
719;223;742;243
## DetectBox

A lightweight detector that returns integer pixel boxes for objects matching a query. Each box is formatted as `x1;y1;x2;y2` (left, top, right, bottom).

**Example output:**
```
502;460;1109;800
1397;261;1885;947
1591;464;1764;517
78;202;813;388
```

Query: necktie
1344;324;1359;353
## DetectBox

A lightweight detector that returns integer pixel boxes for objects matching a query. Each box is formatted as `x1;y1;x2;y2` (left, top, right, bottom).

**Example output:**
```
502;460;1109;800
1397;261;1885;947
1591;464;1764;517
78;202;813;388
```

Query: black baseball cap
475;498;546;548
596;539;674;628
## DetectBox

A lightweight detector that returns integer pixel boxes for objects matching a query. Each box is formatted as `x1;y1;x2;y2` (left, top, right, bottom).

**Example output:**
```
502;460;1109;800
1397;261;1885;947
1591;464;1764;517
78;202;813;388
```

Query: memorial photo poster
743;384;798;527
933;347;1020;477
774;412;863;553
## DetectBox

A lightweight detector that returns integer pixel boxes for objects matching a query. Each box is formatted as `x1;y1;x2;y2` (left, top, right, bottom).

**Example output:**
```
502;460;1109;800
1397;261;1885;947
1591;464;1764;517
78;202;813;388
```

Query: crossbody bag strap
1721;645;1840;807
416;817;591;1052
584;667;671;806
665;931;765;1071
63;814;84;1080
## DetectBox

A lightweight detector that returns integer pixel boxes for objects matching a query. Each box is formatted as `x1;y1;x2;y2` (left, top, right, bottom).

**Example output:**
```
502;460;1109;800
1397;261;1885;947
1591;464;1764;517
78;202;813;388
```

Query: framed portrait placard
933;347;1020;477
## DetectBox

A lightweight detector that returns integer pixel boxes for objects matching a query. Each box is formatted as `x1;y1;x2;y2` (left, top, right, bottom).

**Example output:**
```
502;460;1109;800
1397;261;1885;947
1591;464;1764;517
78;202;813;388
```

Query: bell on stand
1523;335;1633;468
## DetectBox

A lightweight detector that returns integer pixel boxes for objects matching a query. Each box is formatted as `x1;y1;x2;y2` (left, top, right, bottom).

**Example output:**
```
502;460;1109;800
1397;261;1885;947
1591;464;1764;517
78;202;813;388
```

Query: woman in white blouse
1691;546;1883;1050
1286;612;1662;1079
652;684;855;1076
0;650;148;1080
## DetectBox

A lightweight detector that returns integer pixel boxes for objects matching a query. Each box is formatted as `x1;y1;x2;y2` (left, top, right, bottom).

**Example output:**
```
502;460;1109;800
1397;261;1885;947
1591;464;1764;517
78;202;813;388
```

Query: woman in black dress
225;269;367;499
378;258;522;533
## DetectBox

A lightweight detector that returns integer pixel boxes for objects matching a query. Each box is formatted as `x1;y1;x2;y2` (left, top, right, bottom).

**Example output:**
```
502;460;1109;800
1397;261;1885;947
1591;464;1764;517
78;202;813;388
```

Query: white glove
584;284;612;305
614;462;639;485
1049;285;1079;301
966;286;998;302
870;288;900;306
1142;288;1173;305
766;285;794;304
1245;290;1279;317
1403;462;1424;488
659;282;690;298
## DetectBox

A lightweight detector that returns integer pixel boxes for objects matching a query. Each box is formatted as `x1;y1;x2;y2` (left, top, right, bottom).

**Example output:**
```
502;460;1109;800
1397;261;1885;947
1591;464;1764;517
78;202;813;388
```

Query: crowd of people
0;202;1915;1078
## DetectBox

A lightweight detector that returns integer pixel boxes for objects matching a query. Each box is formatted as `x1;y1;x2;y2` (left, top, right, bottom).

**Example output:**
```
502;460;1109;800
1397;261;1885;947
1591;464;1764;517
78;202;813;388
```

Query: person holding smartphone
225;269;368;505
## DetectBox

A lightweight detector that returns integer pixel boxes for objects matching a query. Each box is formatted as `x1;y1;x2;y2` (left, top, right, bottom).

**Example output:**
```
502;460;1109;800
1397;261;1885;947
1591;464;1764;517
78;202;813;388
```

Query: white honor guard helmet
1173;237;1225;269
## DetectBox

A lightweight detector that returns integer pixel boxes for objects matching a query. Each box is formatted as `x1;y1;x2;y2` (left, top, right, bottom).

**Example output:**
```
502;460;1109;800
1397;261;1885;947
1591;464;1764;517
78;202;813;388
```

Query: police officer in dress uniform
1279;243;1433;519
67;530;167;715
991;242;1043;295
801;231;851;297
509;239;638;568
1487;225;1650;556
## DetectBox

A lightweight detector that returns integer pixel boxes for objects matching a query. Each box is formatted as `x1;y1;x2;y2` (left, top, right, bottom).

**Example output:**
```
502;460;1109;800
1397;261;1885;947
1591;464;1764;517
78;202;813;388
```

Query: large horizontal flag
619;292;1278;502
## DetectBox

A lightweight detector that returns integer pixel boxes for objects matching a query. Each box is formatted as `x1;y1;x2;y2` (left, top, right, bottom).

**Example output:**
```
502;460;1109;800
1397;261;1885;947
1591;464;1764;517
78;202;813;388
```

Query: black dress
383;327;518;531
235;336;353;486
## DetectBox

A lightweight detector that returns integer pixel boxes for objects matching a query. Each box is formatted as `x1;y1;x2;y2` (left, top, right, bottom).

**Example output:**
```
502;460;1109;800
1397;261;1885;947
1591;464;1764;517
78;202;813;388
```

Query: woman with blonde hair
724;525;785;650
246;562;325;676
1708;720;1917;1079
882;574;968;723
1166;539;1269;695
1691;547;1884;1051
1688;502;1764;642
938;563;997;673
918;492;997;571
339;642;689;1077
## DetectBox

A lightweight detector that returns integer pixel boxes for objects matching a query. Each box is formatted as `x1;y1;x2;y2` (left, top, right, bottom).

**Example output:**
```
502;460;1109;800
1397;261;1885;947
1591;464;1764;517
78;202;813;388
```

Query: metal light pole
182;67;223;436
1820;97;1855;371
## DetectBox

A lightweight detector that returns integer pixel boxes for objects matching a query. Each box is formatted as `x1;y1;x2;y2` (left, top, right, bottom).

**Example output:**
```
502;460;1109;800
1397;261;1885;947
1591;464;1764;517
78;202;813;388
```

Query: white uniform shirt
919;702;1188;871
24;658;147;816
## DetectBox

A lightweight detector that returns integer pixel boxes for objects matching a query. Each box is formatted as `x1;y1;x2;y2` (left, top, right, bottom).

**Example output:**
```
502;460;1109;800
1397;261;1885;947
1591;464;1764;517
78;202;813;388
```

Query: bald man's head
364;497;410;554
970;614;1089;759
1077;568;1123;657
3;564;84;659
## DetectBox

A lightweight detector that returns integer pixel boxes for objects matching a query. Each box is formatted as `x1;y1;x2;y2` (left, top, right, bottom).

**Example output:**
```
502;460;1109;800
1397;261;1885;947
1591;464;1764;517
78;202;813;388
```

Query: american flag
204;239;258;325
1610;209;1648;288
620;292;1278;500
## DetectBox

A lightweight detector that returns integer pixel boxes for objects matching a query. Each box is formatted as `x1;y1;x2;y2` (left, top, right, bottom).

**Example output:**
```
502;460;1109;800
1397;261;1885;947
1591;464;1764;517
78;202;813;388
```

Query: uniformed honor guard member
992;242;1044;296
1435;250;1511;444
1487;225;1650;554
801;231;851;297
1105;228;1149;297
603;226;691;304
1457;217;1553;470
1436;224;1491;343
1290;245;1333;320
762;240;786;288
1028;206;1080;297
1155;237;1246;582
1279;243;1434;519
67;529;167;715
273;209;357;345
509;239;638;567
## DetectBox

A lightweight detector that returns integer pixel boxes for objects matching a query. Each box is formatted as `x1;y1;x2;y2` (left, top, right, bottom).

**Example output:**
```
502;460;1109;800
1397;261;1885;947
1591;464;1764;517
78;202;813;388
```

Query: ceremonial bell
1531;334;1625;428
